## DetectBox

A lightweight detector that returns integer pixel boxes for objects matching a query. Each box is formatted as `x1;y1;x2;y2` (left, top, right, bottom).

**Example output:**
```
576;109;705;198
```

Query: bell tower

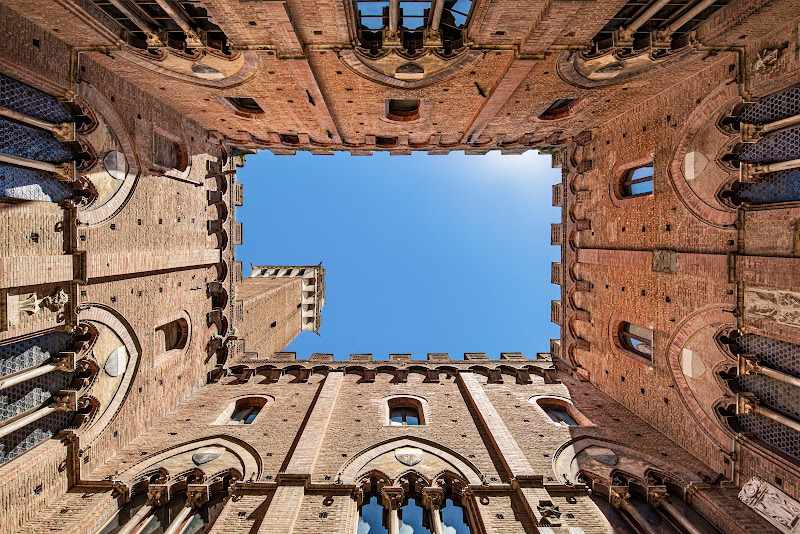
233;264;326;360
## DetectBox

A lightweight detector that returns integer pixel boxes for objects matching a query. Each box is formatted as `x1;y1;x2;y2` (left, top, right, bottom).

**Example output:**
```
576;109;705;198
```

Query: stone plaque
394;447;423;466
745;289;800;327
739;477;800;533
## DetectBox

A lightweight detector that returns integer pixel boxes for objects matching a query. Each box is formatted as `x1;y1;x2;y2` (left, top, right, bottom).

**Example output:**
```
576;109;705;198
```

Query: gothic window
441;498;471;533
358;0;390;30
620;166;654;197
387;99;421;122
390;406;420;425
538;98;579;121
720;83;800;206
619;322;654;361
399;497;432;533
153;131;188;172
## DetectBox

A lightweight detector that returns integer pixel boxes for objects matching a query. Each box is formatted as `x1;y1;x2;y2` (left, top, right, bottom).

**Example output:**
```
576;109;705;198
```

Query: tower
232;265;326;361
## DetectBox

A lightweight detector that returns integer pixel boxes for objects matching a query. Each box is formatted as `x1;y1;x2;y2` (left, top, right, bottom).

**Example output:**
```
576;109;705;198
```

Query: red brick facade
0;0;799;532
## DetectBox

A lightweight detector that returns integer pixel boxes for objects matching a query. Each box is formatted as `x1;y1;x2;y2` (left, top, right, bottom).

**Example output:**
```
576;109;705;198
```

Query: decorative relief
738;477;800;533
752;49;780;73
6;288;69;325
744;289;800;327
652;250;677;274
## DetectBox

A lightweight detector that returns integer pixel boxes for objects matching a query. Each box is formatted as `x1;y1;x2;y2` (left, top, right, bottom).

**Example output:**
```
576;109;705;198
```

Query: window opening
155;318;189;352
399;497;432;534
226;97;263;112
390;406;420;425
358;495;389;534
358;0;390;30
620;166;654;197
545;408;579;426
441;498;472;534
228;405;260;425
620;322;653;359
153;132;188;171
539;98;579;120
388;99;421;122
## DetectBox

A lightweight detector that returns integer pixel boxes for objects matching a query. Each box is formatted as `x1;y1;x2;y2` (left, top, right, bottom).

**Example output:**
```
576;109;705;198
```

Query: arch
668;83;739;228
665;306;737;450
116;48;259;88
74;304;141;445
339;437;484;486
75;83;140;227
530;395;593;426
552;436;704;487
115;436;261;486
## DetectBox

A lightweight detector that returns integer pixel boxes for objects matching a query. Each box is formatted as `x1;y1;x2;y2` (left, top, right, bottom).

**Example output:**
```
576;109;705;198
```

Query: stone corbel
647;486;670;508
738;354;762;376
393;369;408;383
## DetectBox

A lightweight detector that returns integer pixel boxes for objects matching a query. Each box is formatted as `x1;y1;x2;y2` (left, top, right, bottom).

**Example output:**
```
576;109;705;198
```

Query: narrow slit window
545;408;579;427
621;166;654;197
228;405;260;425
226;97;263;112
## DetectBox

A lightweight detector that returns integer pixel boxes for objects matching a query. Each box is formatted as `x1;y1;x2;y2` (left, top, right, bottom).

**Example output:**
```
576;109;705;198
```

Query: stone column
739;394;800;432
0;390;77;439
740;355;800;388
648;486;706;534
609;486;658;534
382;486;404;534
422;487;444;534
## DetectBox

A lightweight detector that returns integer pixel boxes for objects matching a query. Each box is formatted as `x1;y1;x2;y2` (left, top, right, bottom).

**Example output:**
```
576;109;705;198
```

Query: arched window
441;498;472;533
224;97;266;119
390;405;419;426
619;322;654;360
155;318;189;353
227;397;266;425
534;397;591;426
544;406;579;426
539;98;579;120
620;166;654;197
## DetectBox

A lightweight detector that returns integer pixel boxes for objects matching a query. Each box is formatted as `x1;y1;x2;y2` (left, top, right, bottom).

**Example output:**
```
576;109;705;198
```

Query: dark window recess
226;97;264;113
279;134;300;145
539;98;579;120
387;99;421;122
375;136;398;147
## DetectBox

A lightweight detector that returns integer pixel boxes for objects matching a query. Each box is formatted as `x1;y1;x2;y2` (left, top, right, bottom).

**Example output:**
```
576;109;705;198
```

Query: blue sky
236;150;561;360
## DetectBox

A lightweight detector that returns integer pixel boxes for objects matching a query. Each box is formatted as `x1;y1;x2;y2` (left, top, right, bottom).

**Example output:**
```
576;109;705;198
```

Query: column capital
738;393;759;414
648;486;670;508
186;484;210;507
147;484;170;506
609;486;631;509
422;487;444;510
381;486;404;510
739;354;762;375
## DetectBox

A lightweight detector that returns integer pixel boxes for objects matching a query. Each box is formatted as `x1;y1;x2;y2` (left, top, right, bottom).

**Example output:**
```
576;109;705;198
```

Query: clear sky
235;150;561;360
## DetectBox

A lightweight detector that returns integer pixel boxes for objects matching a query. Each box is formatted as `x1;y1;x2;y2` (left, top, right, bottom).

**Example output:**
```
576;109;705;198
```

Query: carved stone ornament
652;250;677;275
738;477;800;533
394;447;424;466
752;49;780;72
744;289;800;327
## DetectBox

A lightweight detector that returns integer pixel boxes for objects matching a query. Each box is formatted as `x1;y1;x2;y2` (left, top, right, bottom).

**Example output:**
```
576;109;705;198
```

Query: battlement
251;351;552;363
